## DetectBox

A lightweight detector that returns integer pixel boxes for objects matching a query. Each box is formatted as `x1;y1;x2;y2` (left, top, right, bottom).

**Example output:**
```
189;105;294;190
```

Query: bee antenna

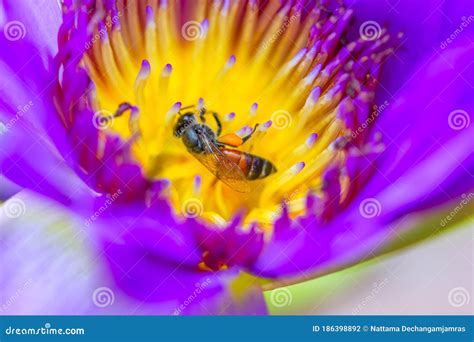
180;105;196;112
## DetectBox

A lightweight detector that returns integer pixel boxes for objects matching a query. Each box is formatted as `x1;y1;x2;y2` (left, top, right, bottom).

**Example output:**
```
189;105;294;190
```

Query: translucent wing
192;131;251;193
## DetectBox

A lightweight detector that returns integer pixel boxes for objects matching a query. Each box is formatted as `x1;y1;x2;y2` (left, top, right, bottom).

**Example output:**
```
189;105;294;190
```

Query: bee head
174;112;197;137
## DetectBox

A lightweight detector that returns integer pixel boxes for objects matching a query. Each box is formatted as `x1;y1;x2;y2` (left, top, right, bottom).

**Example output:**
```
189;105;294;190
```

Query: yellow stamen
83;1;392;228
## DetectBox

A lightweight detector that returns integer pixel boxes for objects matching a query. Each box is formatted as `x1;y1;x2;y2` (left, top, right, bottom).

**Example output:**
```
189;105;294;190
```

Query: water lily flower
0;0;472;315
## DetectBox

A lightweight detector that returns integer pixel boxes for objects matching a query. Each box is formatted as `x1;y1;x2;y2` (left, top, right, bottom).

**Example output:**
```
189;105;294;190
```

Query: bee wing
193;131;251;193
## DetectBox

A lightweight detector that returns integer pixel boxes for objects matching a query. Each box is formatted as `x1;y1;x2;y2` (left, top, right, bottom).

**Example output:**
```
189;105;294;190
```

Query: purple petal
0;123;93;207
351;0;473;99
252;38;474;280
0;0;61;55
361;38;474;209
0;194;102;314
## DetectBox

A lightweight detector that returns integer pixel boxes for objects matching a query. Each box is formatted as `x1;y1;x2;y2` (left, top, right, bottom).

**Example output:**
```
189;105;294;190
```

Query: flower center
82;1;393;227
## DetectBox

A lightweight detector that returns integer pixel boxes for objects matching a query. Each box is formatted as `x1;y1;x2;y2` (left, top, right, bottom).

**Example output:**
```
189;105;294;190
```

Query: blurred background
265;219;473;315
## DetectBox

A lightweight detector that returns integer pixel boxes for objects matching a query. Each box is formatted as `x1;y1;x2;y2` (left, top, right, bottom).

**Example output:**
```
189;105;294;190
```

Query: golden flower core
83;1;391;227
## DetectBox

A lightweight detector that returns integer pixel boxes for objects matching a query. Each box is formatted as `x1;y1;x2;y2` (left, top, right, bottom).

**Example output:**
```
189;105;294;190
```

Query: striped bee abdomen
222;149;277;180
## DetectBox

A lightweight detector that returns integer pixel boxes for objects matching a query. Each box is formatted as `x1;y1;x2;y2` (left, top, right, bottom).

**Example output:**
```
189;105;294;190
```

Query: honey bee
174;106;277;193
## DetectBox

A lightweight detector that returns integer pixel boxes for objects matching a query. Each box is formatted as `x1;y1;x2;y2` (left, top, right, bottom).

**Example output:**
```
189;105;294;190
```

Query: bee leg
199;107;207;123
212;112;222;136
241;123;259;143
178;105;196;118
